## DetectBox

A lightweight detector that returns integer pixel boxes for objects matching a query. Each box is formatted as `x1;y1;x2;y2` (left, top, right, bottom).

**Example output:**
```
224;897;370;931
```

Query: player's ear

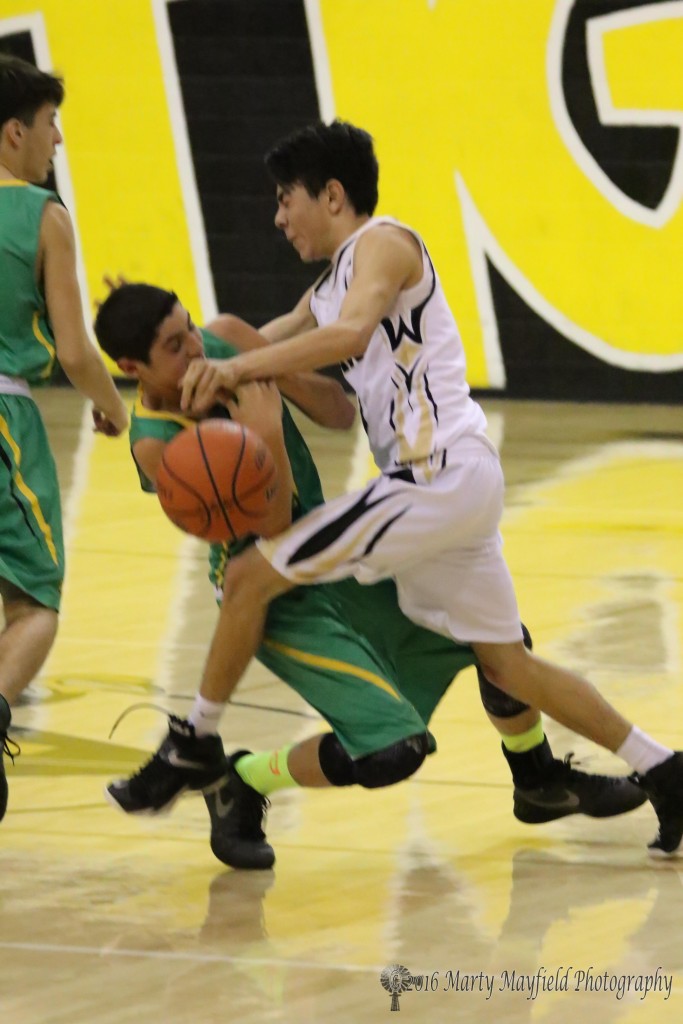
5;118;24;148
117;357;139;378
325;179;345;214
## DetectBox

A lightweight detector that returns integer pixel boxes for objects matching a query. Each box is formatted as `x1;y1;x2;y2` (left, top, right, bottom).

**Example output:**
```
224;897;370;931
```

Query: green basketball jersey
0;180;61;382
129;328;326;588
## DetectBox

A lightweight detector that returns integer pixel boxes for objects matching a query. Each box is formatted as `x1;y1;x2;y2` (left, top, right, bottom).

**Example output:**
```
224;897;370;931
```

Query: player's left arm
131;437;166;487
132;401;292;536
181;226;420;414
205;313;355;430
224;381;295;536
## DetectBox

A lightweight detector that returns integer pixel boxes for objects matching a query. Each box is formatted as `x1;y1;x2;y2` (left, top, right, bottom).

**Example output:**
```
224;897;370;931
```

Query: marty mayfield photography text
404;967;672;1002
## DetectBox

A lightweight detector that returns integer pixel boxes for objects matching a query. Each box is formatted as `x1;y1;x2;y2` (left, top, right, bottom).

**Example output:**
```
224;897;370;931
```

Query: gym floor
2;389;681;1023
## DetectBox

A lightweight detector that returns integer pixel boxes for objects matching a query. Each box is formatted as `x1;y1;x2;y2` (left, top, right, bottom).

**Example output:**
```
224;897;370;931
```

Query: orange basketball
156;419;279;542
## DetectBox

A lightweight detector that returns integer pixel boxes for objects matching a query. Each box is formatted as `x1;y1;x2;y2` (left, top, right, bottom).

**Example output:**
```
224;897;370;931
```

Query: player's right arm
40;203;128;435
205;305;355;431
181;227;421;412
223;382;295;535
132;390;294;536
131;437;166;487
257;286;317;343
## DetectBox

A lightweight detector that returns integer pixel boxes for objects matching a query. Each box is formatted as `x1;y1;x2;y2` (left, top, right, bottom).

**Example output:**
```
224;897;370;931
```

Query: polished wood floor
2;390;682;1023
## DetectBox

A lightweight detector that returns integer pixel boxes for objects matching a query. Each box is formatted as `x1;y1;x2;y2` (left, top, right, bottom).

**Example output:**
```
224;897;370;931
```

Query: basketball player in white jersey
179;120;683;857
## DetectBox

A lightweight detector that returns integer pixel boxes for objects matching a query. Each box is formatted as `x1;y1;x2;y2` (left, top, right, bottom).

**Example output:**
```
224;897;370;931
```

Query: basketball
156;419;279;542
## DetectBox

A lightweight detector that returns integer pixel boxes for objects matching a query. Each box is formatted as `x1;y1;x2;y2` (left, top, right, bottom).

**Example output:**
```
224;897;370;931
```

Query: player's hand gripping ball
156;419;278;542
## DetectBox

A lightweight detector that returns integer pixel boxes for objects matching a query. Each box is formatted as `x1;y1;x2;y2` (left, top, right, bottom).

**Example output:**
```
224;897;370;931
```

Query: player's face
274;183;332;261
146;302;205;395
20;103;62;184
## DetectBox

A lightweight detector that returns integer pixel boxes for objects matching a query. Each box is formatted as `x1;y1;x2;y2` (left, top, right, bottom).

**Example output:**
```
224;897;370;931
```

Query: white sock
616;727;673;775
188;695;225;737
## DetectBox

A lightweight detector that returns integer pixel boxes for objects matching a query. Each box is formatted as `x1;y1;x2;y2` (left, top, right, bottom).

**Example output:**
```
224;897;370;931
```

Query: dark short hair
94;284;178;363
265;119;379;216
0;54;64;130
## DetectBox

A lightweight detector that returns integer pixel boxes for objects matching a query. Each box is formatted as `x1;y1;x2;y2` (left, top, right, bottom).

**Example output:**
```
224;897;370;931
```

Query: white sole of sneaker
647;843;683;859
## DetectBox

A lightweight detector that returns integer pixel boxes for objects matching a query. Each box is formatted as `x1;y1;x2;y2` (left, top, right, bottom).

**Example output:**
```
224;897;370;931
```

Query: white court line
1;942;680;996
303;0;336;121
53;637;208;651
0;940;380;972
152;0;217;321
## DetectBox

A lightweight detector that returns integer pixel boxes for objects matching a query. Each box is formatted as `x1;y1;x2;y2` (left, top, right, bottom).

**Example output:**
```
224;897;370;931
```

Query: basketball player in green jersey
95;283;644;869
0;56;128;821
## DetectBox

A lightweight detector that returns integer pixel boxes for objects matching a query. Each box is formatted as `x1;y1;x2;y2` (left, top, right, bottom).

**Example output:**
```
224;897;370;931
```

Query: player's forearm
239;324;367;381
278;372;356;430
260;431;295;535
207;314;353;428
59;344;128;429
258;294;315;344
258;311;301;343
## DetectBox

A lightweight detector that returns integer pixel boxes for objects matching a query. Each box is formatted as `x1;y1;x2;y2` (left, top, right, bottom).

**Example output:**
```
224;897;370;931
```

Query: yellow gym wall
3;0;683;388
2;0;206;337
318;0;683;385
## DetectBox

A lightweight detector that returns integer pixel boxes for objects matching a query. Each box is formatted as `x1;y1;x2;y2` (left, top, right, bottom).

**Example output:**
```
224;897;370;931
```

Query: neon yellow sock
501;720;545;754
235;745;298;796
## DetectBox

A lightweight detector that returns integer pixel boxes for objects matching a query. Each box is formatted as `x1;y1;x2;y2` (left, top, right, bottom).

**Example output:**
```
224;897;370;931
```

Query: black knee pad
318;733;356;786
318;732;429;788
354;733;429;789
476;621;533;718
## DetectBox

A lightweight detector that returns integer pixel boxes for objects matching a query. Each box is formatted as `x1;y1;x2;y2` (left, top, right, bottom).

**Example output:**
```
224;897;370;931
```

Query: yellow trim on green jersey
0;413;59;565
261;638;402;701
132;389;195;429
0;180;29;187
213;543;229;591
32;311;57;378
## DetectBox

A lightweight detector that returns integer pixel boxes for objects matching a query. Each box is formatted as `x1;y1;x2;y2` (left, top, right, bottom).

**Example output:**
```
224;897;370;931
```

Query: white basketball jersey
309;217;488;476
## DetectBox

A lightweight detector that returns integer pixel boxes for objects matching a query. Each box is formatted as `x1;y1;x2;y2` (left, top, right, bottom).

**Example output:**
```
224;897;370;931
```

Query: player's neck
0;156;23;181
329;213;370;257
140;384;182;413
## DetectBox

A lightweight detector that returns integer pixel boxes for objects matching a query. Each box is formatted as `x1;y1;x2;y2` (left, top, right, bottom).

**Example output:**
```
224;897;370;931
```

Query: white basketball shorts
257;439;523;644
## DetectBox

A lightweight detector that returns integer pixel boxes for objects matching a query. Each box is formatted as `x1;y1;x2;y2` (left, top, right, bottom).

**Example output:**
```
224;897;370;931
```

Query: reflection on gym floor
2;390;681;1023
